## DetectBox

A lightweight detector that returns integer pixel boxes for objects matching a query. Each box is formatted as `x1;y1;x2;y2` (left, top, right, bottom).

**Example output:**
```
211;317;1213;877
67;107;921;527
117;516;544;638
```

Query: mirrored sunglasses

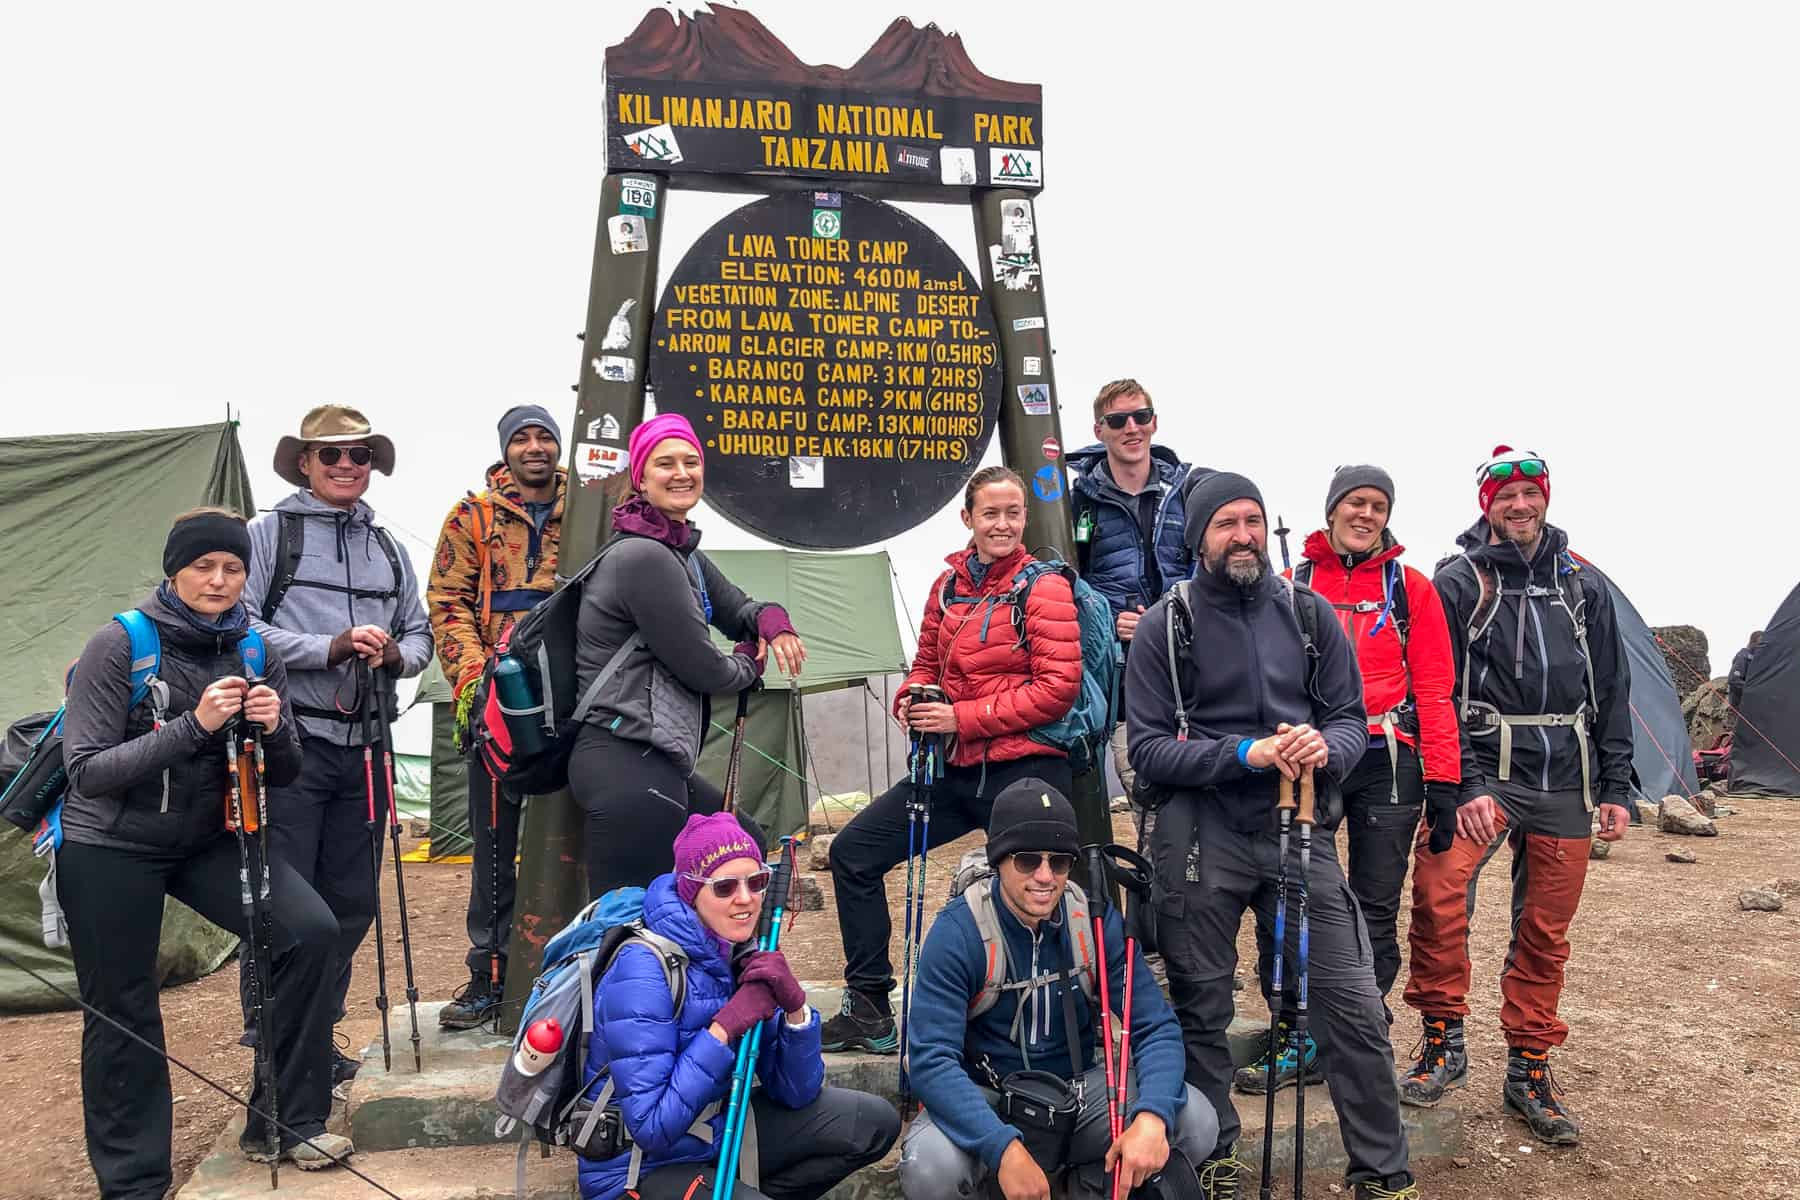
684;868;772;900
1101;408;1155;430
314;445;373;467
1011;851;1075;875
1485;458;1545;481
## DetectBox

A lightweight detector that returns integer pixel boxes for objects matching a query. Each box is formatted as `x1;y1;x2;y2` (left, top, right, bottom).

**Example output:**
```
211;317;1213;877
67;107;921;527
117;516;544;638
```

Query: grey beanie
497;404;563;456
1182;470;1265;553
1325;465;1395;519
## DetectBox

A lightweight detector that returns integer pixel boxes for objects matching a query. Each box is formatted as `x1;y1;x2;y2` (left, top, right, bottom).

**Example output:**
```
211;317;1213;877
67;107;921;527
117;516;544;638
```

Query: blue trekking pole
1292;768;1316;1200
713;835;797;1200
1259;774;1298;1200
897;692;941;1113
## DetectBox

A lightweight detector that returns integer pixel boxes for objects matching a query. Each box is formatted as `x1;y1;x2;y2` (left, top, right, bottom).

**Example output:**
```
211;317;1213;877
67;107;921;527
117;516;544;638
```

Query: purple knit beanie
672;811;763;905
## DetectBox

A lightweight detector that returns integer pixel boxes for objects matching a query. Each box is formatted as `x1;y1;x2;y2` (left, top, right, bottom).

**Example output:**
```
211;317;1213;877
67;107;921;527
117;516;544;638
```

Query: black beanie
985;778;1081;865
1182;470;1264;553
163;512;251;577
1325;464;1395;519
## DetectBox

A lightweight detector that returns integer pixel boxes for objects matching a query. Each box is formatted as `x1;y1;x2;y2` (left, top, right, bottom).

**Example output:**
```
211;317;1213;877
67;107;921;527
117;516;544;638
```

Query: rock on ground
1660;793;1718;837
1666;849;1698;864
1762;877;1800;899
1683;677;1734;750
1590;839;1611;860
1738;888;1784;912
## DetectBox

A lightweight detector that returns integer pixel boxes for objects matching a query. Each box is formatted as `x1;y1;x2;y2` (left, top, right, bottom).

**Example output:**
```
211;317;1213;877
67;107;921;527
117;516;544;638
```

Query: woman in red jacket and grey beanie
821;465;1083;1055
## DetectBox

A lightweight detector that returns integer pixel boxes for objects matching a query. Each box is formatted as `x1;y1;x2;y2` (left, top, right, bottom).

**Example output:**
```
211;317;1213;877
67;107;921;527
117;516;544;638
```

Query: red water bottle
513;1017;564;1077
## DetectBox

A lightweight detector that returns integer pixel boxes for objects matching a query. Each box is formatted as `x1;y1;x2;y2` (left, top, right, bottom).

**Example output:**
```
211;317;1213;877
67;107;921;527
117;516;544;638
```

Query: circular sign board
649;191;1003;549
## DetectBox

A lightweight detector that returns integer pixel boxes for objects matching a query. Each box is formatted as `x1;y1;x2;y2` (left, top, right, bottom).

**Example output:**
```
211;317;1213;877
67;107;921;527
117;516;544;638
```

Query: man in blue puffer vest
1066;379;1200;799
900;780;1216;1200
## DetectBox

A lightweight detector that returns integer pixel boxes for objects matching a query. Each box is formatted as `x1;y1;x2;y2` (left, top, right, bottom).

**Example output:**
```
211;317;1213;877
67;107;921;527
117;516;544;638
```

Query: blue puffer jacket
1067;444;1197;617
579;874;824;1200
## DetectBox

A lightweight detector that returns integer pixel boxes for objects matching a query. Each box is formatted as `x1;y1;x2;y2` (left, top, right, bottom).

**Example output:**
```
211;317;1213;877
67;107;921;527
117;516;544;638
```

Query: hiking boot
439;975;500;1031
1196;1150;1247;1200
1398;1016;1467;1107
332;1047;361;1085
1503;1047;1580;1146
1233;1022;1324;1094
1353;1172;1421;1200
819;988;897;1054
242;1131;355;1171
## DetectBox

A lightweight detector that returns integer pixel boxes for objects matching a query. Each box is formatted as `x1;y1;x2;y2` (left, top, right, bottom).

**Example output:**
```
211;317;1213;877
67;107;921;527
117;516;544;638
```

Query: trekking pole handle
1296;767;1316;827
1101;843;1152;900
1083;844;1109;912
1276;772;1297;813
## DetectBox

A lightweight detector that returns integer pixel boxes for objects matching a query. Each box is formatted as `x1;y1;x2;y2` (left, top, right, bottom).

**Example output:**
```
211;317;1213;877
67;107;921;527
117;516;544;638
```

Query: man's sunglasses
1485;458;1546;481
1011;851;1075;875
1101;408;1154;430
683;868;772;900
312;445;373;467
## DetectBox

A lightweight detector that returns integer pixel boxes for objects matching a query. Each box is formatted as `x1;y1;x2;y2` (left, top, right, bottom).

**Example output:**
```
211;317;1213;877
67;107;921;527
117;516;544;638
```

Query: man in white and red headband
1398;445;1633;1149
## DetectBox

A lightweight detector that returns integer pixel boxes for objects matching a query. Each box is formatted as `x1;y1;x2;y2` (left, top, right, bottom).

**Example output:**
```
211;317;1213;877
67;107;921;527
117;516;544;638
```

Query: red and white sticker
1042;437;1060;460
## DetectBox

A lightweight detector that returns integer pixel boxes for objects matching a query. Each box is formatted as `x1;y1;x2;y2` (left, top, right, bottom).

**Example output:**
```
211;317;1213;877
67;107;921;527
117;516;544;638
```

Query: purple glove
713;980;778;1040
732;641;767;678
738;950;807;1014
756;605;797;643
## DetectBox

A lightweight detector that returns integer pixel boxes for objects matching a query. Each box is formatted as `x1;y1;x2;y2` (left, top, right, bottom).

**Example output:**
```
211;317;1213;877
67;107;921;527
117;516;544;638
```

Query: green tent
417;548;905;853
0;423;252;1013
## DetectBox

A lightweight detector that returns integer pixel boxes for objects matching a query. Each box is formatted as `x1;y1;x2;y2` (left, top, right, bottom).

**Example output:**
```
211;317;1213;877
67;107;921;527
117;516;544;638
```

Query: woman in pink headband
567;412;809;899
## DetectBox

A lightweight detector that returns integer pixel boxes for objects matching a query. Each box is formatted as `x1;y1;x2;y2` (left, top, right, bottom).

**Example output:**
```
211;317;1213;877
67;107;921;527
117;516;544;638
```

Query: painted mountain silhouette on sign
606;7;1039;103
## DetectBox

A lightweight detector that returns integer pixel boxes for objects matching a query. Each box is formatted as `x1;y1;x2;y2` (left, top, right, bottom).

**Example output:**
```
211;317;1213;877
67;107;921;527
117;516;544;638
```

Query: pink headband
628;413;705;491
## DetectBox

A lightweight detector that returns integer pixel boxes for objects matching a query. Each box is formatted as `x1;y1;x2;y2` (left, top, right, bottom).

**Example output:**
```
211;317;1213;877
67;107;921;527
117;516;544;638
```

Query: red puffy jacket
899;545;1082;768
1290;530;1461;785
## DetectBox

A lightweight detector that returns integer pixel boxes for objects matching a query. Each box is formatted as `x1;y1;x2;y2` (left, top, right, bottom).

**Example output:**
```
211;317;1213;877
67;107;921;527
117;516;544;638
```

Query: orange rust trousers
1402;782;1592;1050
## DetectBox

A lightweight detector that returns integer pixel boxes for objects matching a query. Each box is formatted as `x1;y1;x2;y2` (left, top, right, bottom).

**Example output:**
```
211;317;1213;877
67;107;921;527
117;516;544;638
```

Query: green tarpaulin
0;423;253;1013
416;549;906;854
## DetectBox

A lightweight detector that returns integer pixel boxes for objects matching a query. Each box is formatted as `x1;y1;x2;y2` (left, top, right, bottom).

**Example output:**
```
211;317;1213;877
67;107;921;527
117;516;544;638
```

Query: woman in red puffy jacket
821;465;1083;1055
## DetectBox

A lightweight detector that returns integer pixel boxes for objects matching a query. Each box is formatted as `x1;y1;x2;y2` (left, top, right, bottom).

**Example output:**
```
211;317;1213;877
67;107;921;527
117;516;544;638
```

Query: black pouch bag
993;958;1086;1171
0;709;67;833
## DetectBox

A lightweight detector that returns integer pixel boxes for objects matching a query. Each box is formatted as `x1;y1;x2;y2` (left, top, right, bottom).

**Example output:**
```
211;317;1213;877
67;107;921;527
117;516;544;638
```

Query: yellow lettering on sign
973;113;1036;145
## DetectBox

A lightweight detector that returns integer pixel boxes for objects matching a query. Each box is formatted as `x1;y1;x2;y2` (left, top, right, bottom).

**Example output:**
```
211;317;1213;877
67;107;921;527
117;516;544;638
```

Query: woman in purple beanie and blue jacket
577;811;899;1200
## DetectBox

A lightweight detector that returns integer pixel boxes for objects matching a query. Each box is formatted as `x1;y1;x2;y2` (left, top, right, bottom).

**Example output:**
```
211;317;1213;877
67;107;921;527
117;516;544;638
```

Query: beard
1491;512;1544;550
1206;542;1269;588
509;451;557;486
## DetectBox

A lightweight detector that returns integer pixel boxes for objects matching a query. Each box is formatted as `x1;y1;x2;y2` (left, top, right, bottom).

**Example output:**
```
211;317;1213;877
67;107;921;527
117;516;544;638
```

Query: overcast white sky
5;1;1795;725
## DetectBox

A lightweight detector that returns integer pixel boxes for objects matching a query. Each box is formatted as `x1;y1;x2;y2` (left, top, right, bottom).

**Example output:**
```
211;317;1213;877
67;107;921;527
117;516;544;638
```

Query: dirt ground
6;800;1797;1200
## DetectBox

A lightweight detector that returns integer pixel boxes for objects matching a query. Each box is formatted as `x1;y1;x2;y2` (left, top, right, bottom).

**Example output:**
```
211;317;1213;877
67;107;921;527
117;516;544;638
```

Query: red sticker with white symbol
1042;437;1060;460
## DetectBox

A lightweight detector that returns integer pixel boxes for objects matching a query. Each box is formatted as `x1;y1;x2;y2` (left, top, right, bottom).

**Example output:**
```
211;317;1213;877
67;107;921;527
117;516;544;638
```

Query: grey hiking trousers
1150;796;1410;1183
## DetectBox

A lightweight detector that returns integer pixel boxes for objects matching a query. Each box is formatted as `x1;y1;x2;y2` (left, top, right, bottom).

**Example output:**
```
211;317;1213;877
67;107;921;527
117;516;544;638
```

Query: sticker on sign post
812;208;842;239
620;176;658;216
575;443;628;482
1032;463;1064;502
586;413;622;440
1017;384;1051;416
989;148;1042;188
600;299;638;350
1042;437;1060;460
788;456;825;489
1023;355;1042;376
625;124;683;163
1012;316;1046;332
592;355;636;383
609;215;649;254
941;147;977;185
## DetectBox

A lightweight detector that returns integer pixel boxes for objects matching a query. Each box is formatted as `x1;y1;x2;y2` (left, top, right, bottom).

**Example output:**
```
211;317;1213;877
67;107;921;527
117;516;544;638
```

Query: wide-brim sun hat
273;404;397;488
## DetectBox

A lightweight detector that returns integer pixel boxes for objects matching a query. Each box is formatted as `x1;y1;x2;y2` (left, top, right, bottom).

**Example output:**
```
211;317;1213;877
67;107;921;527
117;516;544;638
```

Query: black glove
1423;781;1460;854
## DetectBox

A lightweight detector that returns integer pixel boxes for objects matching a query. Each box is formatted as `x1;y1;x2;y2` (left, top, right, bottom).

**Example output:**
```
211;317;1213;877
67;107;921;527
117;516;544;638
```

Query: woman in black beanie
56;507;349;1196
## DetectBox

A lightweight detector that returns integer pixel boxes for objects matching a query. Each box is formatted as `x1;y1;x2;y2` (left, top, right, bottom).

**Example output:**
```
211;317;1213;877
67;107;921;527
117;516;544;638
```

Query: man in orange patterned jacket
426;404;566;1029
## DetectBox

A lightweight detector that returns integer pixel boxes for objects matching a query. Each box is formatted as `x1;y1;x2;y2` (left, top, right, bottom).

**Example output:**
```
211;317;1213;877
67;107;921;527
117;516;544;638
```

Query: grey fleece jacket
247;490;433;746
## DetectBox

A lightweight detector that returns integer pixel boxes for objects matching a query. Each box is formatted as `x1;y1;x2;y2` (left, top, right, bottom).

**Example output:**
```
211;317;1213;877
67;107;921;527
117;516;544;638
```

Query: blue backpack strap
112;611;163;712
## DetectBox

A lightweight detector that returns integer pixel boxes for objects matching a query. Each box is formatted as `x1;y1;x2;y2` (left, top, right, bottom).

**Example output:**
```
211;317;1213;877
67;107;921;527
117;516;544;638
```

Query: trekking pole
227;720;281;1189
358;665;394;1072
721;686;753;813
1259;774;1298;1200
1103;844;1153;1200
373;665;423;1072
1084;843;1123;1185
488;776;502;1007
1292;767;1316;1200
897;727;937;1112
1274;515;1293;571
713;836;797;1200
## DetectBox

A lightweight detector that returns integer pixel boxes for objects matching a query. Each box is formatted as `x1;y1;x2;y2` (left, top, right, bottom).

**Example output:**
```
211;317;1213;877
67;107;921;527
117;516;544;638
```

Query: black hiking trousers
828;754;1072;999
1255;739;1423;1012
58;835;338;1200
463;753;522;984
626;1086;900;1200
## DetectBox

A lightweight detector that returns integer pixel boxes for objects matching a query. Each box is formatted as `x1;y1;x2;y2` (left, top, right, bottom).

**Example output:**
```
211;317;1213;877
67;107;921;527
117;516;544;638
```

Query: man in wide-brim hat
240;404;432;1096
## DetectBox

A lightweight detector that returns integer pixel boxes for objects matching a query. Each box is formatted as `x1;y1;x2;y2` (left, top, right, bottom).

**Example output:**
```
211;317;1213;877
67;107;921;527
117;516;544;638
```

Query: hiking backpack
493;887;692;1188
1293;557;1411;651
946;847;1099;1017
260;510;406;624
940;557;1121;773
472;536;713;793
